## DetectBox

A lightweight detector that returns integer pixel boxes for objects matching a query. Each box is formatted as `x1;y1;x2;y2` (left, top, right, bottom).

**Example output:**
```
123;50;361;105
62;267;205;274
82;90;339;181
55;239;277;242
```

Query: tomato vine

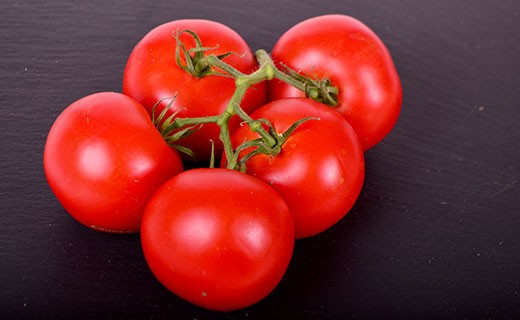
156;30;339;170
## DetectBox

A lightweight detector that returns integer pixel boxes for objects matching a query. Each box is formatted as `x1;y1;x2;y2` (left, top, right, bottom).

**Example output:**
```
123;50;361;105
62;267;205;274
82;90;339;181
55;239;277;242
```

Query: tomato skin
268;14;402;150
224;98;365;238
123;19;266;161
141;168;294;311
43;92;183;233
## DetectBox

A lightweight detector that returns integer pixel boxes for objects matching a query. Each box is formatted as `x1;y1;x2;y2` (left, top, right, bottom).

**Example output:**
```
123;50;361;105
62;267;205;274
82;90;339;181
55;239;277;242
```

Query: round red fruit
268;14;402;150
224;98;365;238
141;168;294;311
44;92;183;233
123;19;266;161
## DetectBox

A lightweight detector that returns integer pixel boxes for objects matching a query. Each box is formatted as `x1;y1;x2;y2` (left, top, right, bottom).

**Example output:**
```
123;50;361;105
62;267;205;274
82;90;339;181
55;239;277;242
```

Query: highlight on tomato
141;168;295;311
43;92;183;233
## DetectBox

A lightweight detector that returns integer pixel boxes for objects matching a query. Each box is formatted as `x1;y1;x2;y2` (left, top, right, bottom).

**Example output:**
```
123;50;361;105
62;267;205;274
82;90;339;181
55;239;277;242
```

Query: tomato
223;98;364;238
123;19;266;161
141;168;294;311
268;14;402;150
43;92;183;233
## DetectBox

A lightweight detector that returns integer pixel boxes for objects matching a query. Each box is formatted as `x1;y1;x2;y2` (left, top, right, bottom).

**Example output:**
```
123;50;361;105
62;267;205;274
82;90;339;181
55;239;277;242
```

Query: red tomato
268;14;402;150
43;92;183;233
141;168;294;311
224;98;365;238
123;19;266;161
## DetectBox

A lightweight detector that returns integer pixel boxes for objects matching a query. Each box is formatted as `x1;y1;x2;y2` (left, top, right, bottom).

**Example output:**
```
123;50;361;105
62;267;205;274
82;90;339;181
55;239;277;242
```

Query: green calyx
226;116;319;172
277;63;339;107
174;30;235;78
152;97;203;159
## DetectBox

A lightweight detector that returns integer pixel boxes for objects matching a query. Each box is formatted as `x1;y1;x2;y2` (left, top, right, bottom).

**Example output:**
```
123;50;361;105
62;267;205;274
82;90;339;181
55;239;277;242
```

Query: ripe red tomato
43;92;183;233
268;14;402;150
141;168;294;311
123;19;266;161
224;98;365;238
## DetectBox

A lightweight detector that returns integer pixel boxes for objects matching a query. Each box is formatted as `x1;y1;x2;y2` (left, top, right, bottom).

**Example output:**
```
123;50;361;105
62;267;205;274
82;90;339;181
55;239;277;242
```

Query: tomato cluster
44;15;401;311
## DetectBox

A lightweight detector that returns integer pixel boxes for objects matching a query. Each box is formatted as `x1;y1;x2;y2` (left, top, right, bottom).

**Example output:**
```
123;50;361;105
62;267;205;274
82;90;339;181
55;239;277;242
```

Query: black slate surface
1;0;519;319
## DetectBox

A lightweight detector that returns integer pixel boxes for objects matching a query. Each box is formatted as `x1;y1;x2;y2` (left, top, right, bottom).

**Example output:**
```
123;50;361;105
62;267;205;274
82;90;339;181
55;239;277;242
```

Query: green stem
219;121;234;167
255;49;339;106
206;55;245;78
161;50;277;165
233;105;277;148
255;50;307;92
173;115;221;127
254;49;302;89
163;33;338;168
217;65;277;168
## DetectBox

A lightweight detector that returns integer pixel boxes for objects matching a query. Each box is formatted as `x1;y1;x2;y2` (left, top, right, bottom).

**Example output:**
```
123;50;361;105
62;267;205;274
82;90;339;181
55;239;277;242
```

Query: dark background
1;0;519;319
